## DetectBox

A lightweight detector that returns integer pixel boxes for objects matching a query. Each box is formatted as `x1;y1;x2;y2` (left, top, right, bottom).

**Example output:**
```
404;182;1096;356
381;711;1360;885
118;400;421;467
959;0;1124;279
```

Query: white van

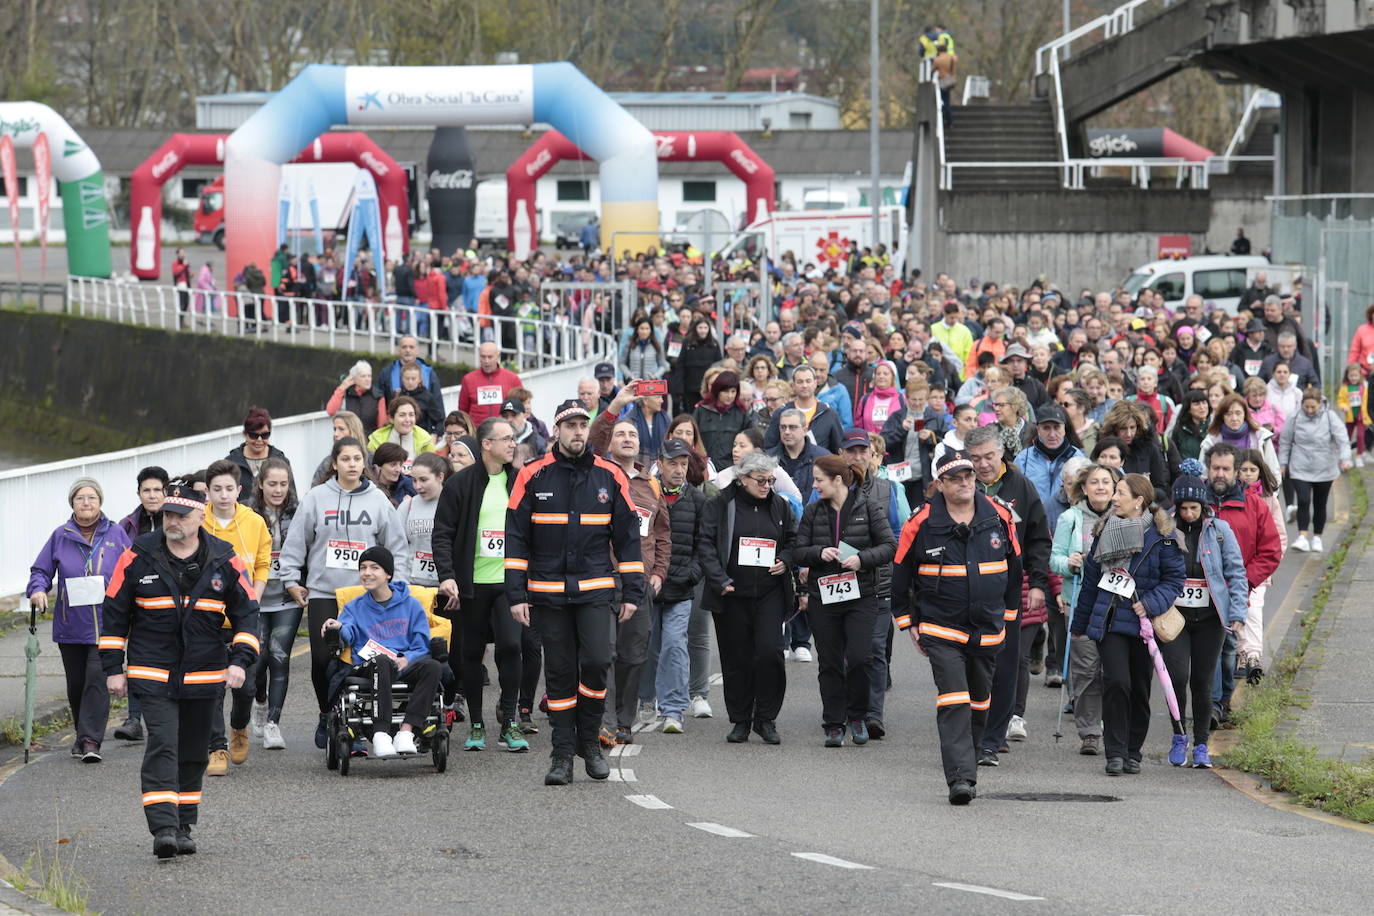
1122;255;1270;314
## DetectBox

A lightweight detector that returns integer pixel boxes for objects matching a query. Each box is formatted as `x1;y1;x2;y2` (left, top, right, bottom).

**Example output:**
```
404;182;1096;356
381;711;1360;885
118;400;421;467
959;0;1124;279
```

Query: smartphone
637;379;668;397
914;418;925;432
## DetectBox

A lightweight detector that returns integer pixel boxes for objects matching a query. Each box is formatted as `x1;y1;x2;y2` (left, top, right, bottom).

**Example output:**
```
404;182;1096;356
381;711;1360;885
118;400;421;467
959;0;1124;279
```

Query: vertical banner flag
32;133;51;280
0;136;20;279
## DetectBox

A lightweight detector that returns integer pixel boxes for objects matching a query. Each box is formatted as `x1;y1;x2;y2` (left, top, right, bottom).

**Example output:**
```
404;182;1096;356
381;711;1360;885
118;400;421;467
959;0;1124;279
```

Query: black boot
152;828;178;860
726;722;751;743
580;743;610;780
545;754;574;786
948;780;976;806
176;826;196;856
114;718;143;741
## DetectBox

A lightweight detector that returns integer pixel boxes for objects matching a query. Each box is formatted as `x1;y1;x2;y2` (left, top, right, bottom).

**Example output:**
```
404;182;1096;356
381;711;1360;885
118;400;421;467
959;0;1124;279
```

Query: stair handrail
1048;52;1072;187
1035;0;1166;75
920;58;950;191
1222;88;1280;159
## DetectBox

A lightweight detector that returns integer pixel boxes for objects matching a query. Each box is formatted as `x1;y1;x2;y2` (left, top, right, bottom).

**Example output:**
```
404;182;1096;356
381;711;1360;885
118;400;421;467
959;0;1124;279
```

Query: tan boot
207;748;229;776
229;727;250;765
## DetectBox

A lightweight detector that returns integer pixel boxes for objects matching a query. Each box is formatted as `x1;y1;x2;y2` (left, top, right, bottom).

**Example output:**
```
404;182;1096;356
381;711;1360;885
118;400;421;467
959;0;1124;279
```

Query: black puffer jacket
693;402;749;471
699;482;796;613
659;480;707;603
792;484;897;603
669;338;722;409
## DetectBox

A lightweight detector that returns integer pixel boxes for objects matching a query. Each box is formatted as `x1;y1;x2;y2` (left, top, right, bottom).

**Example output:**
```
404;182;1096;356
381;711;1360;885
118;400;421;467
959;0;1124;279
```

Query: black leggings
1158;607;1224;746
459;583;522;725
243;607;302;724
1292;479;1332;534
308;598;340;712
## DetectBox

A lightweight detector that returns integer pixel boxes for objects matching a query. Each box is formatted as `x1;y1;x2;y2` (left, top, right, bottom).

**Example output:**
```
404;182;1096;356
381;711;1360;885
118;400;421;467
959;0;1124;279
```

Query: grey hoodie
278;477;408;600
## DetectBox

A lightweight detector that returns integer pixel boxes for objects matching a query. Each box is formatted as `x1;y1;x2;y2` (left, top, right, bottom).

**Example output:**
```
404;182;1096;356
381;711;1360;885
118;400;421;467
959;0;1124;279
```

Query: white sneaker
249;701;268;739
635;701;660;727
393;730;418;755
1286;505;1297;523
782;648;793;661
372;731;397;758
1356;455;1366;468
792;646;813;663
689;696;713;718
1007;715;1028;741
261;721;285;750
662;716;684;734
1292;534;1310;552
1311;535;1324;552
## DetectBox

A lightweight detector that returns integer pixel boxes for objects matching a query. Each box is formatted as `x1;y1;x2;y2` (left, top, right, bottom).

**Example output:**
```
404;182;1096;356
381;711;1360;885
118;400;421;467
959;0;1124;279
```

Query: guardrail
66;277;620;372
0;279;66;312
941;158;1208;191
1034;0;1165;74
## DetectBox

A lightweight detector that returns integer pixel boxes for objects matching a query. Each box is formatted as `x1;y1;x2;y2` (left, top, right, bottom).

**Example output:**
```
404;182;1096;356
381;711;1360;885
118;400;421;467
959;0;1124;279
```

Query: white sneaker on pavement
262;722;285;749
1292;534;1310;552
689;696;713;718
1311;535;1324;552
393;730;418;755
372;731;397;758
792;646;813;663
249;701;268;739
662;716;684;734
1357;455;1366;469
782;648;793;661
1286;504;1297;523
1007;715;1028;741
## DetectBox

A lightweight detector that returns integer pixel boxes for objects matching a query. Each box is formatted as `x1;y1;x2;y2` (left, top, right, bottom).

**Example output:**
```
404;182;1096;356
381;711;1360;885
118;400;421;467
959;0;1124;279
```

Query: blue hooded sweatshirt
337;581;432;661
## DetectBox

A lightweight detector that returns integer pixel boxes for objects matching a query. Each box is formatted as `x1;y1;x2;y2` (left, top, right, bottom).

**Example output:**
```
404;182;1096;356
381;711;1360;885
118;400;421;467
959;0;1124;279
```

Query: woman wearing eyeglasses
699;452;797;745
225;406;293;505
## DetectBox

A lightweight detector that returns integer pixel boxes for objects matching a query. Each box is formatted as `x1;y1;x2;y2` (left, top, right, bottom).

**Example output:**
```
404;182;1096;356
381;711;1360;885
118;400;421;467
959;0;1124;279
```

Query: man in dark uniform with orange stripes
506;399;646;786
891;451;1021;805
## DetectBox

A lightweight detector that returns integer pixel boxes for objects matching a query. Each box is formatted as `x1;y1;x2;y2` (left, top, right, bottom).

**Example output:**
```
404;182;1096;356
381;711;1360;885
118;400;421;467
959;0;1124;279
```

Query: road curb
0;698;72;753
0;875;73;916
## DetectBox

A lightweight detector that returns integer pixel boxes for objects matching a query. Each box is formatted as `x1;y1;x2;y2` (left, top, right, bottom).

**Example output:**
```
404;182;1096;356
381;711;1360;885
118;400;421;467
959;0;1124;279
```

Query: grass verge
14;827;92;915
1221;471;1374;823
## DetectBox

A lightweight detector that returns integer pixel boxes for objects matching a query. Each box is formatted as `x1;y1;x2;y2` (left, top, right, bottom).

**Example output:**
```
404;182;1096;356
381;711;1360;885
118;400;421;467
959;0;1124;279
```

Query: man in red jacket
458;341;523;424
1204;443;1281;723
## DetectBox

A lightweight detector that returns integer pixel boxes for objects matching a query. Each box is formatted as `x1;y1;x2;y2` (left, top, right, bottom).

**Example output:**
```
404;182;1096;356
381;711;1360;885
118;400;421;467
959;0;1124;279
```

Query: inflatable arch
0;102;111;277
129;132;409;279
225;63;658;284
507;130;775;255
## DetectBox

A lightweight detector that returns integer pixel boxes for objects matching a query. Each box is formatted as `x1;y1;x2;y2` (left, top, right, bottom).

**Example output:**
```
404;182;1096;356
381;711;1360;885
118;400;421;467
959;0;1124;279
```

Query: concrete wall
0;310;471;454
1206;194;1272;255
938;189;1211;234
929;231;1189;293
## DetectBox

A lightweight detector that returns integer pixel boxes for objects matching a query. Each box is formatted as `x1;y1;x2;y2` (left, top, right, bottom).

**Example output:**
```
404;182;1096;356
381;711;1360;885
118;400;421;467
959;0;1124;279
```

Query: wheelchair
323;585;452;775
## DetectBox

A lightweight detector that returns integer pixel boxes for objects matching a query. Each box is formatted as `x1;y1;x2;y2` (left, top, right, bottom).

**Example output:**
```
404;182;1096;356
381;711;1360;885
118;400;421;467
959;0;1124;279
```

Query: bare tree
722;0;781;90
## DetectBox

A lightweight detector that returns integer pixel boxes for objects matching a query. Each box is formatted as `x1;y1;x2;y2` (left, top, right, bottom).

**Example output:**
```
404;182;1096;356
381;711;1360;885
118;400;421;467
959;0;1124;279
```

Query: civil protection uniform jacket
504;446;646;607
99;531;261;698
890;491;1022;656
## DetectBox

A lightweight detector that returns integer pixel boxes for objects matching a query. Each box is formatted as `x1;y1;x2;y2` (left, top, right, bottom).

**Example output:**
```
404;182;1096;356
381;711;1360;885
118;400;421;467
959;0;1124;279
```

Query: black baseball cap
161;483;207;515
1036;405;1067;427
594;362;616;379
500;398;525;415
659;438;692;460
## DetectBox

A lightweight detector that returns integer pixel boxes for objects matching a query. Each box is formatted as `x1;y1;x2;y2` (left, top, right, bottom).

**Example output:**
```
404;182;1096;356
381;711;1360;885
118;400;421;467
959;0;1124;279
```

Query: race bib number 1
738;537;776;567
478;529;505;558
326;539;365;570
1099;567;1136;598
818;572;859;605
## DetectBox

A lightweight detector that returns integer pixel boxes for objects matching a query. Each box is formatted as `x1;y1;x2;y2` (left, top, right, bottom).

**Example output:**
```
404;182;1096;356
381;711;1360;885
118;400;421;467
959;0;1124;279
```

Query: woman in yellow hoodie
202;458;272;775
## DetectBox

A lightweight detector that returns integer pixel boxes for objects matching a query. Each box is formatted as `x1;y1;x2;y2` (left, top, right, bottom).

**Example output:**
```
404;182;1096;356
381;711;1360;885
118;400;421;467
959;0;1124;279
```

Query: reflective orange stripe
177;792;202;805
195;598;226;613
1004;608;1018;621
546;696;577;711
978;560;1008;574
528;580;565;593
917;564;967;577
578;682;607;700
233;632;261;652
183;669;227;684
141;791;179;807
580;514;612;525
980;628;1006;647
617;561;645;574
98;636;127;650
128;666;170;682
936;691;971;707
531;513;569;525
917;622;970;644
970;697;991;711
503;558;528;570
578;577;616;591
893;614;913;629
135;597;176;609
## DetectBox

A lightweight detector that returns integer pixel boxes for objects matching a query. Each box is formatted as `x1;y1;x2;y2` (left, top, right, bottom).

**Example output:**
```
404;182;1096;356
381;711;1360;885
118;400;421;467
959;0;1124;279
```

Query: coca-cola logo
428;168;473;190
1088;133;1138;157
656;135;676;159
150;150;180;180
525;149;552;177
359;150;390;175
729;149;759;175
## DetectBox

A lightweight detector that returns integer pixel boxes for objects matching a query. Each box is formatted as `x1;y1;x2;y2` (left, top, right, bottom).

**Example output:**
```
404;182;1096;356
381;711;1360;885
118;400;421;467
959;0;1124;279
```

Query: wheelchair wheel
337;731;352;776
432;732;449;773
325;728;339;771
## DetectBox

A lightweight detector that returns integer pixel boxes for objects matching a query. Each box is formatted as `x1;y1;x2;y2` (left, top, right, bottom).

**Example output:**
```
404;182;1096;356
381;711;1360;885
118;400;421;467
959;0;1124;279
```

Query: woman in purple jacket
27;477;132;762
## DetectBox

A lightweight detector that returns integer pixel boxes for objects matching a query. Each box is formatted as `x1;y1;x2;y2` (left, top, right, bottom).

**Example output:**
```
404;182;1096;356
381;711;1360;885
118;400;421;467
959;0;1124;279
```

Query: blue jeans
648;599;693;718
1212;628;1237;715
785;606;811;651
867;601;893;720
395;296;416;334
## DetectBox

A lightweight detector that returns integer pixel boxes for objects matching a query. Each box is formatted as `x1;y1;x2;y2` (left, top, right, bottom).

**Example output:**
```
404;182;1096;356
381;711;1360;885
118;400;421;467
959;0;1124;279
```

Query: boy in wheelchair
322;547;445;758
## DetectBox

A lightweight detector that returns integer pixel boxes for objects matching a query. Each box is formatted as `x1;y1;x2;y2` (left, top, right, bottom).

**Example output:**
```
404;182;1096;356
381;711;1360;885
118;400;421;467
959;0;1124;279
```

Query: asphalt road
1;623;1371;916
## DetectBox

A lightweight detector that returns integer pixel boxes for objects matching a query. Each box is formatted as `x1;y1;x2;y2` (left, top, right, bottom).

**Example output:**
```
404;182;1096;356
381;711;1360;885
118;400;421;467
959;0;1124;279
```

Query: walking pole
1052;576;1076;743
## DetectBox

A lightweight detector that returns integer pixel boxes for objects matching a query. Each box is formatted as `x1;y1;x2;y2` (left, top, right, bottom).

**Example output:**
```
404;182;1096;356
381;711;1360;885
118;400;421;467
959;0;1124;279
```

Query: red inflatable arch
130;132;409;279
506;130;774;255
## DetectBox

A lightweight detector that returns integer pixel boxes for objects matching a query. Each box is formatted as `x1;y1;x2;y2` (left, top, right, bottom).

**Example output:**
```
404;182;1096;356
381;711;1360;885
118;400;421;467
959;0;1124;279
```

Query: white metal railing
66;277;620;372
961;76;990;105
1223;89;1280;158
1048;52;1071;167
919;58;950;192
1035;0;1166;74
1205;154;1275;176
942;158;1208;191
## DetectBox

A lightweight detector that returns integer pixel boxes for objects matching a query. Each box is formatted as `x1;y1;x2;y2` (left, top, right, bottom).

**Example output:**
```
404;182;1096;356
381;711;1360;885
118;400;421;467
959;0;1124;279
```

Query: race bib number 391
1099;567;1136;599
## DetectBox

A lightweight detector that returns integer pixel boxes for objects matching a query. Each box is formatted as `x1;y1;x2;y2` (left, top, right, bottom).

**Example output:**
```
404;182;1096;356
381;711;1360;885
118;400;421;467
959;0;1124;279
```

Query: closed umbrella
1140;616;1185;735
23;597;40;763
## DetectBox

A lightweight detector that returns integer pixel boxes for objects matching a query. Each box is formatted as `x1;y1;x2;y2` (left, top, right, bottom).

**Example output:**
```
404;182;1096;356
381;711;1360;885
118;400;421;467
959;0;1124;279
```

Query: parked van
1122;255;1270;314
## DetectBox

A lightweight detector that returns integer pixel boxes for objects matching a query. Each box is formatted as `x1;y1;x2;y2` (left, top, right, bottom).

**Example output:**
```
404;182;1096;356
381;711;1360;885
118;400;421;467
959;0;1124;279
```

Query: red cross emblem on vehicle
815;231;850;269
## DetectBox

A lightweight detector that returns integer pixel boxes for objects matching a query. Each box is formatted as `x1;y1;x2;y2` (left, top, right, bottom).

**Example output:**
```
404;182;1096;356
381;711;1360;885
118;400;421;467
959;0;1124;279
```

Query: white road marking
624;794;673;810
608;743;641;757
708;673;724;685
792;852;874;870
688;822;754;838
607;768;636;782
932;882;1044;901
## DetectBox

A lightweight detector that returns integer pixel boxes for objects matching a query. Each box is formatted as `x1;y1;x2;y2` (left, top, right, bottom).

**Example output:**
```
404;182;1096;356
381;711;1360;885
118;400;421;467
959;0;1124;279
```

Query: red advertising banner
0;135;19;280
33;132;51;279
